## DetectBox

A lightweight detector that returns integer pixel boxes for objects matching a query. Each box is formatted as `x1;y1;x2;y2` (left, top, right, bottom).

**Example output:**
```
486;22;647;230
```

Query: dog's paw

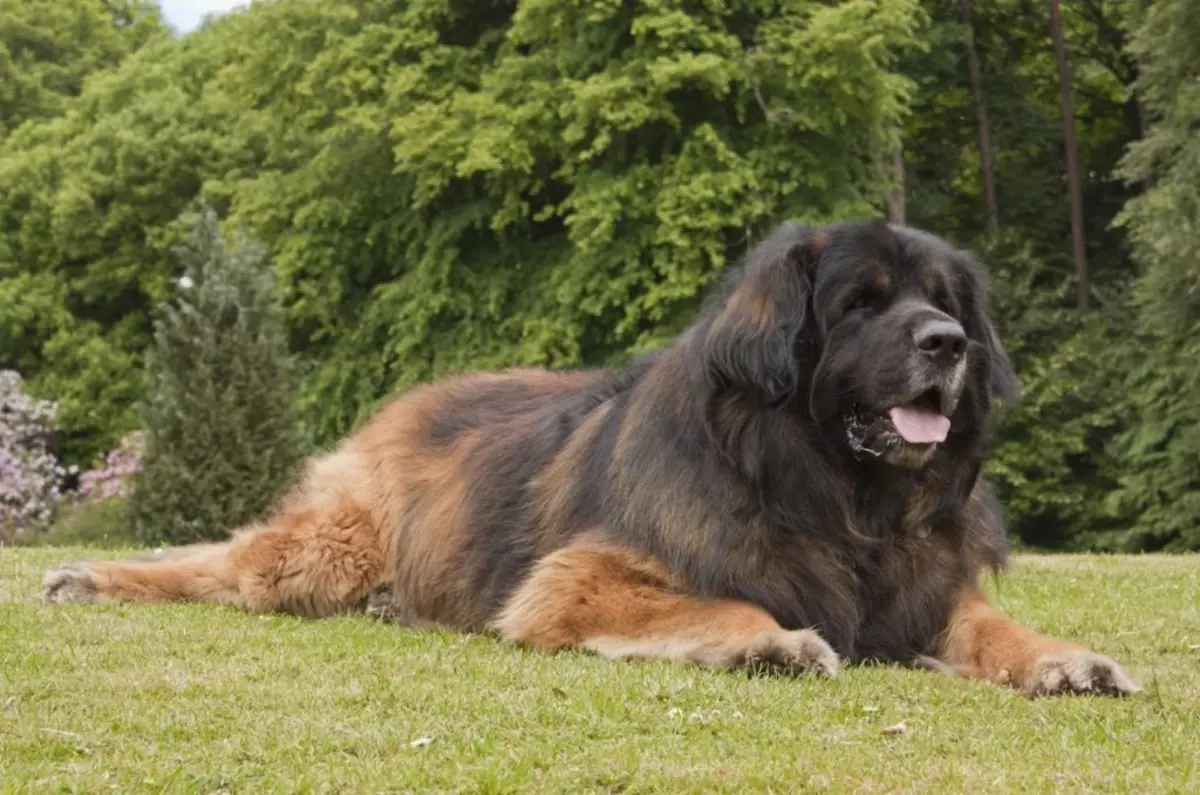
1024;649;1142;697
42;564;102;605
364;586;398;620
744;629;839;677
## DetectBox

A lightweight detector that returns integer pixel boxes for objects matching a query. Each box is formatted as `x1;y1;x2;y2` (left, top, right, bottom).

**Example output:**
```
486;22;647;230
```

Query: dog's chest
759;528;966;662
846;533;965;661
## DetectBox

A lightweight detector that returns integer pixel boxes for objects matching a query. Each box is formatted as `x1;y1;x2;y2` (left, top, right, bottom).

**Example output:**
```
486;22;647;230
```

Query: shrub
128;207;307;546
979;237;1132;550
22;496;139;549
78;431;144;501
0;370;68;544
22;431;147;549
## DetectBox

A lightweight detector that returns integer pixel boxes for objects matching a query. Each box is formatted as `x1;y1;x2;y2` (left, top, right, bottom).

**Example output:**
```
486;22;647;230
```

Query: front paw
42;564;102;605
743;629;840;677
1024;649;1142;697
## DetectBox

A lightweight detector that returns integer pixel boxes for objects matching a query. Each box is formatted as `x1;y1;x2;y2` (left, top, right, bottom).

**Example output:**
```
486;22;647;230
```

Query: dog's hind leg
493;541;839;676
43;499;388;618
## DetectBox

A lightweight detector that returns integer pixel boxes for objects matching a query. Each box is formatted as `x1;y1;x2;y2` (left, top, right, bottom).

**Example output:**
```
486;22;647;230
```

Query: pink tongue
888;406;951;444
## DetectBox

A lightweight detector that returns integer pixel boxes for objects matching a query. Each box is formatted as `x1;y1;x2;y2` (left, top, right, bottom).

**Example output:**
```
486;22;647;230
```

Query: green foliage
982;236;1132;548
0;0;926;456
224;0;928;443
0;0;1196;549
903;0;1137;282
128;208;306;546
0;0;173;466
0;0;165;136
1102;341;1200;550
21;497;138;549
899;0;1146;549
1105;0;1200;550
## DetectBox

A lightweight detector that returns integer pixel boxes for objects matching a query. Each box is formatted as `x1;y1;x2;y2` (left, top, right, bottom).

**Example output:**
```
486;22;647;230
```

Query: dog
44;220;1139;696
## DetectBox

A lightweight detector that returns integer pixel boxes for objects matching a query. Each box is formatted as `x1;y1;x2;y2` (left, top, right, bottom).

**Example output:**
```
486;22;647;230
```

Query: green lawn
2;549;1198;794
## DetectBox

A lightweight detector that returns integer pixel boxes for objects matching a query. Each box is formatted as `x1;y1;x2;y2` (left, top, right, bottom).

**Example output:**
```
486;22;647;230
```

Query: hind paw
364;586;399;620
43;564;103;605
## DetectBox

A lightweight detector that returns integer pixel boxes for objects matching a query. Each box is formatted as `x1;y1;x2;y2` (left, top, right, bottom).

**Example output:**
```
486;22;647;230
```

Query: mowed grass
1;549;1198;794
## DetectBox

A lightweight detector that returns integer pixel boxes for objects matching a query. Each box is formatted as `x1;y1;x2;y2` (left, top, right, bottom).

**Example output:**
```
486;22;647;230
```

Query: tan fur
41;362;1139;694
492;541;837;674
939;588;1079;685
41;219;1143;698
55;497;386;617
44;370;575;619
723;286;777;329
937;588;1140;696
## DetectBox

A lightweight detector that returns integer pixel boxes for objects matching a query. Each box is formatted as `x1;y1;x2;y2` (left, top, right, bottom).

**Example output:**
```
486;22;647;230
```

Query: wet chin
843;410;938;469
882;443;937;468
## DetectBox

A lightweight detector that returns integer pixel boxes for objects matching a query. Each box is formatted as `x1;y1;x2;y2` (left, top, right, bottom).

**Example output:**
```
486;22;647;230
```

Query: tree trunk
885;148;906;224
1050;0;1090;311
957;0;999;237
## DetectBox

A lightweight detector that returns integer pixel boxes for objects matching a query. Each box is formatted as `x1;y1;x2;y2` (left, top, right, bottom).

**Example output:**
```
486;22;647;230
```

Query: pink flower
0;371;63;537
74;431;145;503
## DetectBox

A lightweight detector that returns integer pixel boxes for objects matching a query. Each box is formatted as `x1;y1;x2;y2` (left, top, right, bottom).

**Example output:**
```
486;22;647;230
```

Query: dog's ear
960;257;1020;403
978;310;1020;403
693;223;823;405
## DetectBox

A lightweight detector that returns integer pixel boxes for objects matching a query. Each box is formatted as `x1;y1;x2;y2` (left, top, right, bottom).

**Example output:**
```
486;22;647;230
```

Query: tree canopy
1;0;1197;549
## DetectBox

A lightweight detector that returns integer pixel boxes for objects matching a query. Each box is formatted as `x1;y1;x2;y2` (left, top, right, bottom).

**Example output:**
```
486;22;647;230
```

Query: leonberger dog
45;221;1139;696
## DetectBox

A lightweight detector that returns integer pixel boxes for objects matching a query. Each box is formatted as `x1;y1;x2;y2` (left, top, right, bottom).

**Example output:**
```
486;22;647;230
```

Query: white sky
158;0;246;33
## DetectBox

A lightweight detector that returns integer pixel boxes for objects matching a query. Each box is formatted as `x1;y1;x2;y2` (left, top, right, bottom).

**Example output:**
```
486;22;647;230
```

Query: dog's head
693;221;1018;469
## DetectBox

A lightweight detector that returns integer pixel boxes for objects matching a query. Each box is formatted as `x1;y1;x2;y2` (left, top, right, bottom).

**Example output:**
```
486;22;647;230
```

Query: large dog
45;221;1139;696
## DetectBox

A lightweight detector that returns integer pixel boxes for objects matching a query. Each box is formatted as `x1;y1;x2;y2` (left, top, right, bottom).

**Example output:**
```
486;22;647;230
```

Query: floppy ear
694;223;821;405
961;259;1020;403
977;309;1020;402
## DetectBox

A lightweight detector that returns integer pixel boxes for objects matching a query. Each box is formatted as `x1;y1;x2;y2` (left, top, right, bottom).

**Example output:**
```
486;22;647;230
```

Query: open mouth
844;388;953;464
886;388;951;445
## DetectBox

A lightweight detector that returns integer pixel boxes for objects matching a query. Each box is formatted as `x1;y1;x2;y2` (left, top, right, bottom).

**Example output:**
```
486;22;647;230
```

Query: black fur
403;220;1017;662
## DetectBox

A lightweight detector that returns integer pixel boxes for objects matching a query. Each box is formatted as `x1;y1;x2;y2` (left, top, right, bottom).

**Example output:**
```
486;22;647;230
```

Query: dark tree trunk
1050;0;1091;311
886;148;906;224
957;0;999;237
1124;57;1148;151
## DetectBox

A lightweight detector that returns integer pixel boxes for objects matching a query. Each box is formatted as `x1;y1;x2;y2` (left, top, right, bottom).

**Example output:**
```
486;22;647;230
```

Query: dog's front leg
936;588;1141;696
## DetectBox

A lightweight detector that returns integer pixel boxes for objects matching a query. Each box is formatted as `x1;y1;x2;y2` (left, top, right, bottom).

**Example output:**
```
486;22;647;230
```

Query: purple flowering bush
34;430;146;548
77;432;145;501
0;370;70;543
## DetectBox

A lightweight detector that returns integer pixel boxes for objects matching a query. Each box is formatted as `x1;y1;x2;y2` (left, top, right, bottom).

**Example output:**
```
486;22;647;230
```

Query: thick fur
44;221;1139;695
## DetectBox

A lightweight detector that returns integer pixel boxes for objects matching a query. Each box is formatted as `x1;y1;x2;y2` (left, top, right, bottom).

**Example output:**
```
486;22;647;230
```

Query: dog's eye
932;288;954;315
846;290;875;313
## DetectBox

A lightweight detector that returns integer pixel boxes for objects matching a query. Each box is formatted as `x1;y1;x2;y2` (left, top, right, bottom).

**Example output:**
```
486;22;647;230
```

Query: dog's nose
913;319;967;365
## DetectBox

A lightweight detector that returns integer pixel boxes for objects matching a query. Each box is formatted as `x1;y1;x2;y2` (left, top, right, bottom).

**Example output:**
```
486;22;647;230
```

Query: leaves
1105;0;1200;550
128;208;306;545
0;0;1196;549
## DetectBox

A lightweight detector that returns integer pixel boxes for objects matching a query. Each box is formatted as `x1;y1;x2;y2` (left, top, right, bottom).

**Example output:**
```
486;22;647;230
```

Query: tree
1107;0;1200;550
0;15;251;466
1050;0;1090;311
0;0;164;136
956;0;998;236
1;0;926;455
129;208;305;546
899;0;1141;547
884;148;907;223
0;0;170;467
1;0;1177;551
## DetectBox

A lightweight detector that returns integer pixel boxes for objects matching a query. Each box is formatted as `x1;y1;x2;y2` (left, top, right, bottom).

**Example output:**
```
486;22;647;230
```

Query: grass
1;549;1198;794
